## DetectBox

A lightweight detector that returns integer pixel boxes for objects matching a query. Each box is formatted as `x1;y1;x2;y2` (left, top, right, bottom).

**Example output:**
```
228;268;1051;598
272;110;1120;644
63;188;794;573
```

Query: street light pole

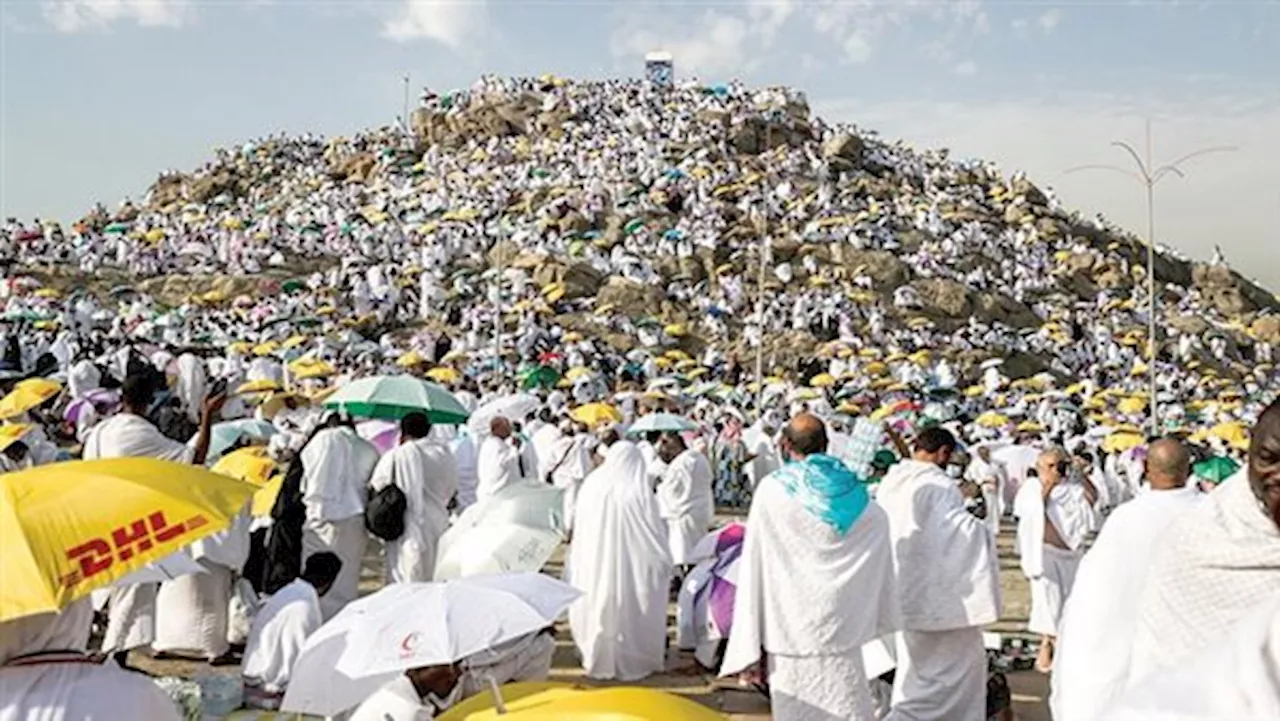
755;232;768;409
1065;120;1235;437
402;75;411;138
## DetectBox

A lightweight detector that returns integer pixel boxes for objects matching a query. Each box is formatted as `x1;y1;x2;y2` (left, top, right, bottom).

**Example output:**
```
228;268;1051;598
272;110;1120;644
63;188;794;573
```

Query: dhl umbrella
569;402;623;429
0;378;62;420
1;458;256;621
438;682;728;721
211;446;282;517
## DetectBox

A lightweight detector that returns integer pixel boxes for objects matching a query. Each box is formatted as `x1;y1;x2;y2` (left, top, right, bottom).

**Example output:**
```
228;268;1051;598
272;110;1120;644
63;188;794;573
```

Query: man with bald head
1050;438;1202;721
1124;402;1280;693
476;415;528;502
722;413;898;720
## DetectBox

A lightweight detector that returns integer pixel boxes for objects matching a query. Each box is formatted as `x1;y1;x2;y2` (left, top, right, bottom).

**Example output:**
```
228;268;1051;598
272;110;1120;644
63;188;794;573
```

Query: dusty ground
128;519;1049;720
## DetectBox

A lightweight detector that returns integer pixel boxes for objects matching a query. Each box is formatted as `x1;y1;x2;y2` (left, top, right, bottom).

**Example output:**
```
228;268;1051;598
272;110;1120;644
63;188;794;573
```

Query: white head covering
0;599;93;664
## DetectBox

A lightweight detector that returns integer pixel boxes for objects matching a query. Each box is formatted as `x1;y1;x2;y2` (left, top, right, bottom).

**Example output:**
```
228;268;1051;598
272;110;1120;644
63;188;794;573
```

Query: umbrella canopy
282;574;580;716
1103;431;1145;454
1;458;256;621
211;446;277;486
435;483;565;580
207;418;278;462
437;683;729;721
1193;456;1240;484
235;379;282;395
519;365;560;391
468;393;541;436
356;419;400;454
425;366;461;383
626;413;696;436
568;402;622;429
324;375;469;424
62;389;119;425
0;379;62;419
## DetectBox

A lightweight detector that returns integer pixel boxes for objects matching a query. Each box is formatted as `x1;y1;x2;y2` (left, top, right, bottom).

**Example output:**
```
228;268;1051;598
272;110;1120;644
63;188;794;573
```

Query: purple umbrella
64;389;119;425
700;522;745;636
356;419;399;454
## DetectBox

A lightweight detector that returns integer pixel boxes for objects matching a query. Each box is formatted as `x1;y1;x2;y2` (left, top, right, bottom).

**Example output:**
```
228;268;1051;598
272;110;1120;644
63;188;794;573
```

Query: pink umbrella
356;419;399;454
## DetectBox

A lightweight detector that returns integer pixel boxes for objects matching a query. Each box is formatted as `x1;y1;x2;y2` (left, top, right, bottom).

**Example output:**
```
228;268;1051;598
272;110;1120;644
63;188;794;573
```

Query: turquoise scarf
775;453;870;536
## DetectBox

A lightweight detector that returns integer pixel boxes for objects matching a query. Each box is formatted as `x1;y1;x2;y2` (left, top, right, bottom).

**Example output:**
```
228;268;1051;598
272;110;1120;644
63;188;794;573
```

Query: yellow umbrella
664;350;692;363
260;391;308;420
252;341;279;357
864;362;888;377
0;379;62;420
1117;397;1147;415
211;446;277;487
397;350;426;369
569;403;623;429
857;348;881;359
228;341;253;355
282;334;309;350
33;288;60;299
438;682;728;721
1104;431;1145;454
1;458;256;621
0;423;32;452
235;379;281;395
426;366;461;384
664;323;688;338
809;373;837;388
976;412;1010;429
565;367;592;382
1017;421;1044;432
290;357;335;380
1208;421;1250;449
964;385;984;398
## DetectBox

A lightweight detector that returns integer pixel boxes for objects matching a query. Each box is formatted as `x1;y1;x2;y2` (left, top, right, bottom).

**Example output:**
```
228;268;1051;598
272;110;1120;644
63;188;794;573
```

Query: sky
2;0;1278;285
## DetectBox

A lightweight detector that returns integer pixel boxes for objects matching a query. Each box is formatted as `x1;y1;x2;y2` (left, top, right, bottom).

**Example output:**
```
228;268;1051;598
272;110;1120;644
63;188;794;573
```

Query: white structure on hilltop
645;51;673;88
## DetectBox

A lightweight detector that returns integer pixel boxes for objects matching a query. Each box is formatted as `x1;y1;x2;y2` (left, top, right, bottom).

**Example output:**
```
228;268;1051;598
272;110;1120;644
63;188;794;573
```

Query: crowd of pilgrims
0;74;1277;721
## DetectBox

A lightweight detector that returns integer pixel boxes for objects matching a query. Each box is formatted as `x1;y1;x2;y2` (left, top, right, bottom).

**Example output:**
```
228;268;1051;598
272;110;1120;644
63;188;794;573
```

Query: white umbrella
626;412;697;436
434;524;562;580
281;574;579;716
467;393;540;435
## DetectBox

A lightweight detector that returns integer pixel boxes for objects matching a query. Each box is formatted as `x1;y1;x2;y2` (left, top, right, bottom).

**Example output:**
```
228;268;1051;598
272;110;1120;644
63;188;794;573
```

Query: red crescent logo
399;632;420;656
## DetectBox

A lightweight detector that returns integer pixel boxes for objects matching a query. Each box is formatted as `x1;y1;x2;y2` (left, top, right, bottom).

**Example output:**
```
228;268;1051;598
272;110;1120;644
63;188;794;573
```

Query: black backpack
364;480;407;542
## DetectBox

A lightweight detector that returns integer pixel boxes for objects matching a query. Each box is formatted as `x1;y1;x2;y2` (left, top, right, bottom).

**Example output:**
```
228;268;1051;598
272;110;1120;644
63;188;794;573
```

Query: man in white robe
369;412;458;583
242;552;340;709
965;445;1006;534
567;442;672;681
722;414;898;721
300;418;379;620
1126;402;1280;688
1051;438;1201;721
1013;445;1098;672
475;416;526;503
83;374;224;666
656;434;715;568
876;426;1001;721
451;433;479;511
0;600;181;721
540;423;596;533
174;352;208;424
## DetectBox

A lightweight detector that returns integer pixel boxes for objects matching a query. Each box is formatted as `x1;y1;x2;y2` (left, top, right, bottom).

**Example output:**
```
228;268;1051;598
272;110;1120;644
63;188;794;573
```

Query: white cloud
954;60;979;76
1038;8;1063;34
841;32;873;64
383;0;488;48
41;0;193;33
611;10;755;76
814;88;1280;288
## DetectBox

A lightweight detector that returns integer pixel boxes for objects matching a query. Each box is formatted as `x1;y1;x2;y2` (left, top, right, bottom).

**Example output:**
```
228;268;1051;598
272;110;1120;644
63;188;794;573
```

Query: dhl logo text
60;511;208;589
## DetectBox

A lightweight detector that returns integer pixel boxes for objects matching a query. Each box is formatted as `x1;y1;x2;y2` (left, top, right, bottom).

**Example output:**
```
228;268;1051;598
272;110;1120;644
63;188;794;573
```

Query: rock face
842;250;911;290
913;279;972;318
822;133;865;171
1252;316;1280;344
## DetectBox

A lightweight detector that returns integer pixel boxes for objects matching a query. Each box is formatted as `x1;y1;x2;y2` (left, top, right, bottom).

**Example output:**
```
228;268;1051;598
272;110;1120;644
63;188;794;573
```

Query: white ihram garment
175;353;207;423
153;509;251;659
567;443;672;681
875;460;1001;721
656;450;715;566
1100;595;1280;721
300;427;379;620
475;436;525;503
1050;485;1202;721
721;468;898;721
1013;477;1096;636
369;438;458;583
0;600;182;721
84;413;195;654
1127;471;1280;687
543;435;595;533
241;579;323;695
451;435;479;512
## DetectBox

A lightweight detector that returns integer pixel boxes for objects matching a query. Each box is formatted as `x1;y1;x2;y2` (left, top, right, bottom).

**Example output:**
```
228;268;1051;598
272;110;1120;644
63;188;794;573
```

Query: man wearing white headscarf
567;442;672;681
0;600;182;721
299;417;380;620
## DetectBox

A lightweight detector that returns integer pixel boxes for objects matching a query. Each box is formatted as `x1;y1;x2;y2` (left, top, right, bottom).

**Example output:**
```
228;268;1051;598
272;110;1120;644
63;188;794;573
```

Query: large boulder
595;277;666;317
1251;316;1280;345
975;293;1039;328
329;153;377;184
842;250;911;291
533;261;603;300
913;279;972;318
1011;177;1049;207
822;133;865;170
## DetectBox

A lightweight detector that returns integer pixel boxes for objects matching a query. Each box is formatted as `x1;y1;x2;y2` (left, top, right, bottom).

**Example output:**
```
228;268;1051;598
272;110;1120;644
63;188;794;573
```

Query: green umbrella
1193;456;1240;484
519;365;560;390
323;375;470;424
282;279;306;293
